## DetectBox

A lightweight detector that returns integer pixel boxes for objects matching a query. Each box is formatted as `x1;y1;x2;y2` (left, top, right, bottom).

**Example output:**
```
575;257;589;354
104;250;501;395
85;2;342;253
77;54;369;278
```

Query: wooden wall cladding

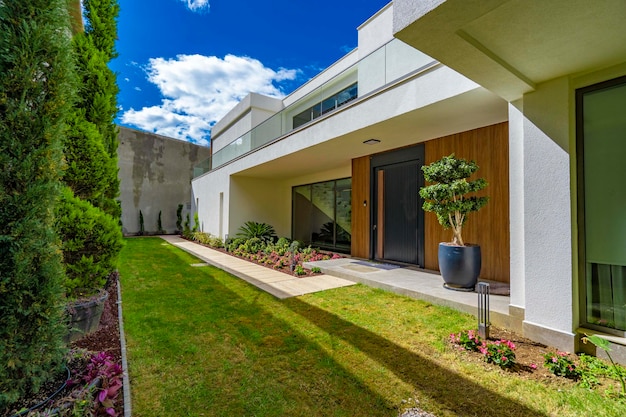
424;122;510;283
351;156;370;258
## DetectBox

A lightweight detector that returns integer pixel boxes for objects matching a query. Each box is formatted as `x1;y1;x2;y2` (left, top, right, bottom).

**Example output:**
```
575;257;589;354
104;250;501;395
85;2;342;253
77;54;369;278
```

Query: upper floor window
292;83;358;129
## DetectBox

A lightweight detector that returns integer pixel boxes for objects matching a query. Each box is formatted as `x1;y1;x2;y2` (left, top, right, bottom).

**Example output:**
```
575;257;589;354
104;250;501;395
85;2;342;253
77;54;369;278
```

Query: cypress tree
71;0;121;219
57;0;123;299
0;0;75;406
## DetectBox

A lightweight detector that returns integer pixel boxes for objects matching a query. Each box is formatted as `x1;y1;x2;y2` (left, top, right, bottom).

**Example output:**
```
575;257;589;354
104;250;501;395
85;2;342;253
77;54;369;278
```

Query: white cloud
179;0;210;13
121;54;298;144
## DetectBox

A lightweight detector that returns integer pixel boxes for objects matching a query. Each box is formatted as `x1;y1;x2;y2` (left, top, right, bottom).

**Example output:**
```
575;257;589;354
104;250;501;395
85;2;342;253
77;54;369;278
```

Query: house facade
192;1;626;356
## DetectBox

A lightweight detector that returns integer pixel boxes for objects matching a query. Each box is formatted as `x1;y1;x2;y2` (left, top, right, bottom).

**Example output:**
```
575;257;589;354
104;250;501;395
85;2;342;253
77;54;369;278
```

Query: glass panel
587;263;626;331
194;40;436;175
293;109;312;129
311;182;335;247
292;178;352;252
583;82;626;265
335;178;352;250
292;186;312;243
582;79;626;332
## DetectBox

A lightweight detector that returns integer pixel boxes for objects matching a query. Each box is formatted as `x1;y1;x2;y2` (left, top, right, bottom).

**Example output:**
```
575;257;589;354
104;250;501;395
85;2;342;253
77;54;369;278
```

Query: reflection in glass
292;178;351;252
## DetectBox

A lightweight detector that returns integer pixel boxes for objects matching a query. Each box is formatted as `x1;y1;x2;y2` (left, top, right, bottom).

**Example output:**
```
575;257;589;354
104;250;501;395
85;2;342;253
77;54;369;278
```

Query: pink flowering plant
78;351;124;416
450;330;517;369
450;329;483;352
543;350;580;379
482;339;516;369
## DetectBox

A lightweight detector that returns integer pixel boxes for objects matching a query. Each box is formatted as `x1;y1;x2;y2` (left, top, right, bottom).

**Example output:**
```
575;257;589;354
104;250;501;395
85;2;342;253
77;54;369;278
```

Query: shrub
193;212;199;232
157;210;164;234
56;188;124;299
236;221;277;243
242;237;266;254
138;210;145;236
288;240;304;253
543;351;580;379
176;204;183;232
482;340;516;369
184;213;191;236
311;267;322;274
450;331;516;369
0;0;75;406
294;265;307;276
208;235;224;248
450;330;483;352
227;237;246;252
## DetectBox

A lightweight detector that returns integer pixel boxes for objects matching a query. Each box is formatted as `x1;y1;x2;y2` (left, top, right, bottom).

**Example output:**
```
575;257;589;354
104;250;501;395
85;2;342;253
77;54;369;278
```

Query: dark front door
371;145;424;266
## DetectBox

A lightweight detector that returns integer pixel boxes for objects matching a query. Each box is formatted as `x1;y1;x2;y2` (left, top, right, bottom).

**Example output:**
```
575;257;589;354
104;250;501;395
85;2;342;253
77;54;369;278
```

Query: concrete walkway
160;235;356;299
160;236;514;328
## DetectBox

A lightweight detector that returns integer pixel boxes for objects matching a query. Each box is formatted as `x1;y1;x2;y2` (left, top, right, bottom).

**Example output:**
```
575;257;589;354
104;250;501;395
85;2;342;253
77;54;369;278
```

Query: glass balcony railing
194;39;436;177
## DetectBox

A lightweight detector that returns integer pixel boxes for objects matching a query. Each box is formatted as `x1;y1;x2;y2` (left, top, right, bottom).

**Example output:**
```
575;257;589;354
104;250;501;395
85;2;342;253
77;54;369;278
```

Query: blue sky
110;0;390;146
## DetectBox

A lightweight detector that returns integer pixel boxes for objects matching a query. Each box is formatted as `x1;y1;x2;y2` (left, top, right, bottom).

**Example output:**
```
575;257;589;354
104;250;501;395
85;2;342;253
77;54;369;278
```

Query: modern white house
191;1;626;357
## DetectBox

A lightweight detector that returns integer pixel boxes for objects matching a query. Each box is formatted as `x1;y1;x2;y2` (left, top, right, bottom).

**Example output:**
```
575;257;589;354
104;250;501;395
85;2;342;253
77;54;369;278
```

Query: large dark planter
438;243;481;291
65;290;109;343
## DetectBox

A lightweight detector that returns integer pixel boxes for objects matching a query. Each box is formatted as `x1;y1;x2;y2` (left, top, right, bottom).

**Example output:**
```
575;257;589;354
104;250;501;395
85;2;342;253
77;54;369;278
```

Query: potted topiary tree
419;154;488;291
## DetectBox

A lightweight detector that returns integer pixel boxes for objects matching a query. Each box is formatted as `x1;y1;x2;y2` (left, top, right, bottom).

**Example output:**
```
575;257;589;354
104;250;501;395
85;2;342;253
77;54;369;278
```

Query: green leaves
56;187;124;299
236;221;278;243
419;154;488;245
0;0;73;406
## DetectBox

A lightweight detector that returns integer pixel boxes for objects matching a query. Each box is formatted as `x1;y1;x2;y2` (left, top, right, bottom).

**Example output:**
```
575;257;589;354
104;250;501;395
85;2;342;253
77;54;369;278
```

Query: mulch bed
2;277;124;417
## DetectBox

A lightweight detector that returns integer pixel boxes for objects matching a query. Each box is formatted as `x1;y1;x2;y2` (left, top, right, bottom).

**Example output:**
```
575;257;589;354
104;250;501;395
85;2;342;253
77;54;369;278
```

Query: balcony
193;39;435;178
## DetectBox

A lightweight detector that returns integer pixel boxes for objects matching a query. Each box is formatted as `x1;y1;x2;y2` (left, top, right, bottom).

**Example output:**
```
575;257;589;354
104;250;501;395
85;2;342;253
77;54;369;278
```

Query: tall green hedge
59;0;123;298
69;0;121;219
0;0;75;407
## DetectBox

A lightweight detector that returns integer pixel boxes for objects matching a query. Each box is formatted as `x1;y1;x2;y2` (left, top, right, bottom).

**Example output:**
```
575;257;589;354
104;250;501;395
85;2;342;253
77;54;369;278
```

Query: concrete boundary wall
117;127;211;235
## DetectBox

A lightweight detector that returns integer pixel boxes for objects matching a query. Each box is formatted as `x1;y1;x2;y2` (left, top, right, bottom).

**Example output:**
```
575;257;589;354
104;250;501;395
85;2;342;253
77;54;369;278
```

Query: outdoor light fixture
363;138;381;145
477;282;490;339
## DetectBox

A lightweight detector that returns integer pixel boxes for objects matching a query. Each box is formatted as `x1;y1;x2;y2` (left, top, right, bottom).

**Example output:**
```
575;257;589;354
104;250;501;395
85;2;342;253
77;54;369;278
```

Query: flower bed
186;231;343;277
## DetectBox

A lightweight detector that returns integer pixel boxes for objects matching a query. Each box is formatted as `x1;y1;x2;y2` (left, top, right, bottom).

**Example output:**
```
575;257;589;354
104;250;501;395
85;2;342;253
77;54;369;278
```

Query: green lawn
119;237;626;416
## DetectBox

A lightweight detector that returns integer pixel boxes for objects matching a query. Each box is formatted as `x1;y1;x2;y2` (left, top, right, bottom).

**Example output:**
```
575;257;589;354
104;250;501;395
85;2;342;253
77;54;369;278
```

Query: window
292;178;351;252
577;76;626;334
292;83;358;129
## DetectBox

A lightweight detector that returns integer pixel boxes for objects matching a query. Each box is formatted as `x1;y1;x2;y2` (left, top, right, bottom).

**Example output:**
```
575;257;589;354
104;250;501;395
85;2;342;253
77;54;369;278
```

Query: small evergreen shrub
157;210;164;234
176;204;183;232
138;210;145;236
193;212;199;232
56;188;124;299
183;213;191;237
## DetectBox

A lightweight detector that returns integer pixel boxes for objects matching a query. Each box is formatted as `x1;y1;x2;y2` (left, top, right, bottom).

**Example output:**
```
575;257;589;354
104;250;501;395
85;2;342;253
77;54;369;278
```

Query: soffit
231;87;507;180
394;0;626;101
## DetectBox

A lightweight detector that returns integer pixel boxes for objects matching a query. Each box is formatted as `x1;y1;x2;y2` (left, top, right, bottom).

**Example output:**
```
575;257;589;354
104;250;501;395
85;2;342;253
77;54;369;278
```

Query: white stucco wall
508;101;525;309
211;93;283;153
518;77;574;348
357;3;394;58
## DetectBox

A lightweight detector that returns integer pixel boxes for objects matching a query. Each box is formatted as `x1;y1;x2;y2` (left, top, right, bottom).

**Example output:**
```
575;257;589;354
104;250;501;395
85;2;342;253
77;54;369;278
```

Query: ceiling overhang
393;0;626;102
233;86;507;180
